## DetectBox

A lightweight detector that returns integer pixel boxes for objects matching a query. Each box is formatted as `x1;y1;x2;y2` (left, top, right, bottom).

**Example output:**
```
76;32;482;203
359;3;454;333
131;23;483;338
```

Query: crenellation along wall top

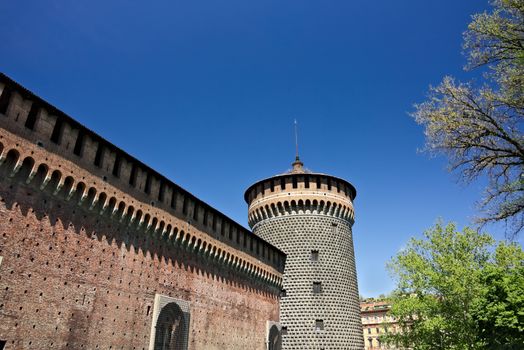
0;129;284;287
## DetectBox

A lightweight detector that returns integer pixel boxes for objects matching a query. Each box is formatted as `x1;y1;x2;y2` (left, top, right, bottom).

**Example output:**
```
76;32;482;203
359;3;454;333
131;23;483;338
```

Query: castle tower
245;157;364;349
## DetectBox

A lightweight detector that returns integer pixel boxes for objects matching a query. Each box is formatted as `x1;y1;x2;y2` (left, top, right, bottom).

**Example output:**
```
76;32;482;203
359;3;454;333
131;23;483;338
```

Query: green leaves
471;242;524;348
383;222;524;350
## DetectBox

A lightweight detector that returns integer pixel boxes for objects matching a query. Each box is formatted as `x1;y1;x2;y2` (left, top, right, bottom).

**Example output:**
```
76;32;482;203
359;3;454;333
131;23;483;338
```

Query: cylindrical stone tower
245;157;363;350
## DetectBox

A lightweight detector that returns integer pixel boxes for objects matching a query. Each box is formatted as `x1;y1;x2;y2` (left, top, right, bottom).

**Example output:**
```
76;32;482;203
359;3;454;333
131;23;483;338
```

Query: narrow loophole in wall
192;204;198;220
50;118;64;144
182;196;188;215
158;181;165;202
129;164;137;186
112;154;121;177
0;87;12;115
73;130;85;156
94;143;104;167
144;173;152;194
25;103;38;130
170;190;177;209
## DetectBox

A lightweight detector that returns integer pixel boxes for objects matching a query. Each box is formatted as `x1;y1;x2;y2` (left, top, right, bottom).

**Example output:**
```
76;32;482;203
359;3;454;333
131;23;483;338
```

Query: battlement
0;72;285;279
245;171;356;228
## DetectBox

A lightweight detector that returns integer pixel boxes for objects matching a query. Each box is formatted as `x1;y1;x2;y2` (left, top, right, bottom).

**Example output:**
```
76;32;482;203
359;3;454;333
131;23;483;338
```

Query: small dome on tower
290;156;305;174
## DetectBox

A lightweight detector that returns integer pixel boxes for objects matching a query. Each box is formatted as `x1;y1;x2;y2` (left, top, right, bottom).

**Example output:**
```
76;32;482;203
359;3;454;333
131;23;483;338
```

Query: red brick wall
0;155;279;350
0;74;283;350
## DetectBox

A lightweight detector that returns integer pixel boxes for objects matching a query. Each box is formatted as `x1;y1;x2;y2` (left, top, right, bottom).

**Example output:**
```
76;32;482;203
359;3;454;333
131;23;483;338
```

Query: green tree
383;222;524;350
471;242;524;349
413;0;524;235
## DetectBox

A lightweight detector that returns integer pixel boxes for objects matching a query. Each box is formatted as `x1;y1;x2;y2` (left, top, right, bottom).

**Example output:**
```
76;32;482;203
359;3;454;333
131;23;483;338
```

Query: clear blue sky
3;0;515;297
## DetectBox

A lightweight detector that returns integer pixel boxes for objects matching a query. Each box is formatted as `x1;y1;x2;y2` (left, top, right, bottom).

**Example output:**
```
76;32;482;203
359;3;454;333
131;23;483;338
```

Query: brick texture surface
0;73;283;350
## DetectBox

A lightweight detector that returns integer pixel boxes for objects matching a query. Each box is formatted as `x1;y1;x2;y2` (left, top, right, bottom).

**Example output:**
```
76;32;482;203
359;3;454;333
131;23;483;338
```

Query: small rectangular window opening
304;176;310;188
316;177;321;189
327;178;332;190
182;196;188;215
292;176;297;189
158;181;165;202
94;144;104;167
313;282;322;294
193;204;199;220
129;164;137;186
144;173;152;194
311;250;319;261
112;154;121;177
0;87;12;115
280;178;285;190
25;103;38;130
73;130;85;156
315;320;324;331
50;118;63;144
270;180;275;192
170;190;177;209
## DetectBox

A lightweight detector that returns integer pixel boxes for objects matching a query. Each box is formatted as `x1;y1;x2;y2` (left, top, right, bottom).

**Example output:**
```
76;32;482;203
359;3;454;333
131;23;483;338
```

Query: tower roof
289;156;305;174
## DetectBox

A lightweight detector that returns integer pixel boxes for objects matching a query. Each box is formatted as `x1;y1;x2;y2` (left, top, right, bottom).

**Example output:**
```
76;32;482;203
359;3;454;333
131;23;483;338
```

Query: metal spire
294;119;299;161
291;119;304;173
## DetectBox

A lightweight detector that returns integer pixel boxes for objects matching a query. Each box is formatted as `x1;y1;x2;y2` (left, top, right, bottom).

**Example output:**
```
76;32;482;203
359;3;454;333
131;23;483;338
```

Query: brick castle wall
0;73;284;350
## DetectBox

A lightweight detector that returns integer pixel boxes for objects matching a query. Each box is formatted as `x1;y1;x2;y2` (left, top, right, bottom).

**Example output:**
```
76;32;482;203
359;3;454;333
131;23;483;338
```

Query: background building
245;158;363;349
361;299;398;350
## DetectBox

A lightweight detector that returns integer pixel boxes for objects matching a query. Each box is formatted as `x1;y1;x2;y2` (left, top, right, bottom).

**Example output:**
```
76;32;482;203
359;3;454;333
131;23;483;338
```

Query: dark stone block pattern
254;214;363;349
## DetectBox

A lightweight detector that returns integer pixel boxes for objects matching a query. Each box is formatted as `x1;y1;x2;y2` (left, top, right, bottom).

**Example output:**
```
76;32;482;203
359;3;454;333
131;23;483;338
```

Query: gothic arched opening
154;302;187;350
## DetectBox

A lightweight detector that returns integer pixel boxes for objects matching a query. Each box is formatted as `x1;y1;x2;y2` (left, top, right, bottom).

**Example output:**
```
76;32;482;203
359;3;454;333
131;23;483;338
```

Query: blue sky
2;0;515;297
